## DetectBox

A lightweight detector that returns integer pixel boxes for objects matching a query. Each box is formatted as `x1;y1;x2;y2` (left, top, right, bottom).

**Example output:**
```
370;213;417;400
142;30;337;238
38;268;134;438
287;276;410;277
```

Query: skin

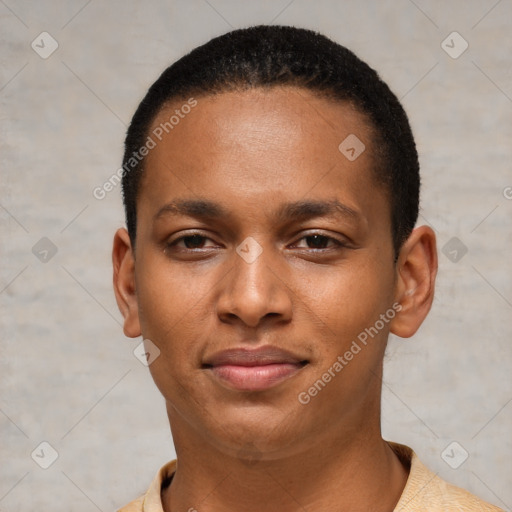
113;86;437;512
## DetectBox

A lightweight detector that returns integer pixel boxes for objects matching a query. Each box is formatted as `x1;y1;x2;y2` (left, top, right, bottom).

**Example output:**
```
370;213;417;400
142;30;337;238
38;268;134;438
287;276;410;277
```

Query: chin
202;407;312;458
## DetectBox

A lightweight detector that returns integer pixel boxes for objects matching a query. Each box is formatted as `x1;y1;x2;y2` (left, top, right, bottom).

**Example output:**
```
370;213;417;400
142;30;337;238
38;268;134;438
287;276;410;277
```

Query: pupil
184;235;204;248
308;235;326;248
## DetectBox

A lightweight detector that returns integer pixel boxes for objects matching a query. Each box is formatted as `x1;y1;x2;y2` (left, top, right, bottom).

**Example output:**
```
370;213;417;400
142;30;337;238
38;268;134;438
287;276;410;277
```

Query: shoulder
116;460;177;512
390;443;504;512
117;495;144;512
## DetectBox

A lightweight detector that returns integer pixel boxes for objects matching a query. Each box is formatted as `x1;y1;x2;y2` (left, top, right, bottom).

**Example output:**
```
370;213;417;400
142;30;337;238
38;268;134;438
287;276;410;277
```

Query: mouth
202;346;309;392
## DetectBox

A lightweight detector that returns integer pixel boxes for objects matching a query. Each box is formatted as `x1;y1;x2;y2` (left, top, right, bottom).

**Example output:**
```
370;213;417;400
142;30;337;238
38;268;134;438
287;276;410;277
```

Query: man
113;25;502;512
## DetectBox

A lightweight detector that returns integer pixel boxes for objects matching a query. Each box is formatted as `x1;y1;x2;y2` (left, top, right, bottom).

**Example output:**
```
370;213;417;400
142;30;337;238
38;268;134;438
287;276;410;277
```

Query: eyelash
165;231;348;253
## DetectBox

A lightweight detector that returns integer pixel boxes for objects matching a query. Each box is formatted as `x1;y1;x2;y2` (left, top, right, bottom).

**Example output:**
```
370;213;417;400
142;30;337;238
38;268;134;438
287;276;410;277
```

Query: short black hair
122;25;419;257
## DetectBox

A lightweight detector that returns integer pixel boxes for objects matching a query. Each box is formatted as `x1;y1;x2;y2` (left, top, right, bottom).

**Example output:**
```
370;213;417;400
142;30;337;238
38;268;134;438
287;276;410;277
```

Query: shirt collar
138;443;425;512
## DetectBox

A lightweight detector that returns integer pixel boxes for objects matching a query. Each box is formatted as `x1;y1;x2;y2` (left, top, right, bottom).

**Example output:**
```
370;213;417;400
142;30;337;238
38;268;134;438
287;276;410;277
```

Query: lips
203;346;308;391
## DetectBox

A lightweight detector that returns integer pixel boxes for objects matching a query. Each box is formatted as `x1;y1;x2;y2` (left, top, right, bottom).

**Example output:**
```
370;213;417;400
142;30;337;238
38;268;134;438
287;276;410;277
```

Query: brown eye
182;234;207;249
294;234;340;249
166;232;219;252
304;235;331;248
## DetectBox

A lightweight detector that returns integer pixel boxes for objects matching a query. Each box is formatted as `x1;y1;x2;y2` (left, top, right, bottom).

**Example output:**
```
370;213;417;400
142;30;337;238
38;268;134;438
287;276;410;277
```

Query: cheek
134;255;211;385
292;257;393;342
135;250;216;334
290;263;393;414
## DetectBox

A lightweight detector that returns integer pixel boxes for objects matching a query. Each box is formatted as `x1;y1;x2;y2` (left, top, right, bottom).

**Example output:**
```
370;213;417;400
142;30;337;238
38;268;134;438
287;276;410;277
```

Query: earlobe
112;228;141;338
390;226;438;338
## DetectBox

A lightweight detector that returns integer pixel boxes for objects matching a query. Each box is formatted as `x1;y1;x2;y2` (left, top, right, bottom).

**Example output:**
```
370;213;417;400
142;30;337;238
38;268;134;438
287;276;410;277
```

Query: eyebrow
276;199;360;223
154;199;227;221
154;198;361;223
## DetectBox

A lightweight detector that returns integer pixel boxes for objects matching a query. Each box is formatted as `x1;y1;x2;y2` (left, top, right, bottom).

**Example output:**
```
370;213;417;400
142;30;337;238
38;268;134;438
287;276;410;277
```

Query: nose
216;241;293;329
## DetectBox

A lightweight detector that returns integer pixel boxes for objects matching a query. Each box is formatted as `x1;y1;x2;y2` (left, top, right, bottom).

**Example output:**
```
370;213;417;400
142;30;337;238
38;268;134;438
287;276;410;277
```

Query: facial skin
113;87;437;512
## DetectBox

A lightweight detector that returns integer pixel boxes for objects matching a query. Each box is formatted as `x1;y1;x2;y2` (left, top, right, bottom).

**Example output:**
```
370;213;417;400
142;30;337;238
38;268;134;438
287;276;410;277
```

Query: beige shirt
117;443;503;512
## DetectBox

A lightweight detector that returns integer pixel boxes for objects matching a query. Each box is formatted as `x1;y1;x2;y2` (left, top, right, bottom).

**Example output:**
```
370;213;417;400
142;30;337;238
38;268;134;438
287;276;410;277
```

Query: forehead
149;87;373;159
139;86;387;226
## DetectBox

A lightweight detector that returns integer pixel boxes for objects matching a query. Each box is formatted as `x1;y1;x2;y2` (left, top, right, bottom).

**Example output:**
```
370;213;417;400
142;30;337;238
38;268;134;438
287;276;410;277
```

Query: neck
162;405;408;512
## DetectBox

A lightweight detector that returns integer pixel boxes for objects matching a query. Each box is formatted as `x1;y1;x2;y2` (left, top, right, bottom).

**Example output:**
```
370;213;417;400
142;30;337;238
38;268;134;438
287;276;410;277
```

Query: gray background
1;1;511;510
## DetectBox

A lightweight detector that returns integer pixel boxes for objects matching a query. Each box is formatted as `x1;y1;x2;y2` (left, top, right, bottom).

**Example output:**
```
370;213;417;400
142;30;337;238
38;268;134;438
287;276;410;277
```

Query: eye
179;234;209;249
293;234;342;250
166;233;219;251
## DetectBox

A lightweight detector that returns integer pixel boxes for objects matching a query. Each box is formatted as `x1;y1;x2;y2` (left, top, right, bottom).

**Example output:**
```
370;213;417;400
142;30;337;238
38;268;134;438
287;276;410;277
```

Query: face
113;86;435;461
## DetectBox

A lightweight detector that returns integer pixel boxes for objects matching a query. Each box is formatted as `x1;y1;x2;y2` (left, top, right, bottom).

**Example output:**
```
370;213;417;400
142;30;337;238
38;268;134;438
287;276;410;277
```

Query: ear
390;225;438;338
112;228;141;338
